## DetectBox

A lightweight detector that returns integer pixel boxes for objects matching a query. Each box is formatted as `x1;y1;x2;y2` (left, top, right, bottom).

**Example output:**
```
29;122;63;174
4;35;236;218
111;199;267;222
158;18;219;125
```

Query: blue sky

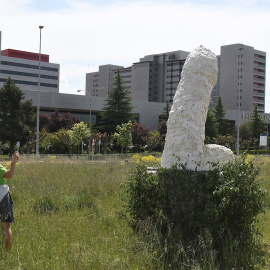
1;0;270;111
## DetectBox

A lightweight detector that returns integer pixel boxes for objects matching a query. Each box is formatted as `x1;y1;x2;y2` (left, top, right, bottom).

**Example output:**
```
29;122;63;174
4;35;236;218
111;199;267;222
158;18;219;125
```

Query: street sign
260;134;267;147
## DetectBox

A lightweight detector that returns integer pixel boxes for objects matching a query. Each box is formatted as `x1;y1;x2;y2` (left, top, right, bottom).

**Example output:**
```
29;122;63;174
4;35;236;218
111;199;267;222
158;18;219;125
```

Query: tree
249;104;266;140
240;122;253;142
70;122;90;153
205;110;218;139
114;121;132;153
143;130;163;152
0;77;35;154
56;128;73;154
99;69;135;134
158;120;167;137
40;133;62;154
40;113;50;131
212;96;230;135
160;101;171;121
40;110;80;133
26;128;47;155
101;132;114;154
131;123;150;146
213;135;236;150
158;101;171;138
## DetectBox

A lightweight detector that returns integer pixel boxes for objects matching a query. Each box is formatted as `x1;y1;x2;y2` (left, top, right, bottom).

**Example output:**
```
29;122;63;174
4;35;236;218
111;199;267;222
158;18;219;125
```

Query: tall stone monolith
161;45;234;171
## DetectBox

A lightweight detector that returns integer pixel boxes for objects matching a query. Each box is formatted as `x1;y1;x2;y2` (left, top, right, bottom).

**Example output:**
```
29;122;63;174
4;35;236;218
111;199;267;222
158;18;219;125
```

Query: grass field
0;155;270;269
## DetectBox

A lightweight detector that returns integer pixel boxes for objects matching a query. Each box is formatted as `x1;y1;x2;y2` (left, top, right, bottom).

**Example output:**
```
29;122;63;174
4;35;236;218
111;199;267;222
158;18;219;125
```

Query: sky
0;0;270;111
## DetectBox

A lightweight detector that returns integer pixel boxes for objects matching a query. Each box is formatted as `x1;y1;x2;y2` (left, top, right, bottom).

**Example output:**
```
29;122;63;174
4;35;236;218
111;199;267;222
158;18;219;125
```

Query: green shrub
123;156;267;269
101;146;111;154
233;149;270;155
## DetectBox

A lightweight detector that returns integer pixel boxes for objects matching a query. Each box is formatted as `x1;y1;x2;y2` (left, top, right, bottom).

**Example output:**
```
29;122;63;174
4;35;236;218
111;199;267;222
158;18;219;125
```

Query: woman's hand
12;151;20;164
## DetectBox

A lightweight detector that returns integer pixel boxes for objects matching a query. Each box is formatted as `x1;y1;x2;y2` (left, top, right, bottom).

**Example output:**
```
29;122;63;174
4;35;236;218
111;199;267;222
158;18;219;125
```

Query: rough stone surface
161;46;234;171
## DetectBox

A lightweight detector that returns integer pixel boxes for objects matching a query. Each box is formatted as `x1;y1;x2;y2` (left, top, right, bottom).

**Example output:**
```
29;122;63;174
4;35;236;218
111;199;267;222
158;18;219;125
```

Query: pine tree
213;96;230;135
249;104;266;139
0;77;35;154
160;101;171;121
205;110;218;139
99;69;135;134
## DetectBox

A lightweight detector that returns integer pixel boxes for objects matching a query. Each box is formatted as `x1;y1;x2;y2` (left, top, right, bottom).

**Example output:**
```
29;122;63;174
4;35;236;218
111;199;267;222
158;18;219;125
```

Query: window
0;69;58;80
0;78;57;88
1;61;58;72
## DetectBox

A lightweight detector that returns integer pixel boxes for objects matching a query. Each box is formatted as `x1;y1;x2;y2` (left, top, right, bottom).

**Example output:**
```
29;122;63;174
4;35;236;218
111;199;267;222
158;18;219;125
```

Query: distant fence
0;153;162;162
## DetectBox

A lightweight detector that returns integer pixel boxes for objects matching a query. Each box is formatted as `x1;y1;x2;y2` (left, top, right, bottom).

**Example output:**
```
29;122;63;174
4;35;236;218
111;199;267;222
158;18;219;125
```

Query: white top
0;185;9;202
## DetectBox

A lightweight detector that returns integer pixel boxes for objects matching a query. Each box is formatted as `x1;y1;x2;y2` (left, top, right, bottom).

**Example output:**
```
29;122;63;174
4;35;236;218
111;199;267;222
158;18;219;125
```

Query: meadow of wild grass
0;156;163;269
0;154;270;269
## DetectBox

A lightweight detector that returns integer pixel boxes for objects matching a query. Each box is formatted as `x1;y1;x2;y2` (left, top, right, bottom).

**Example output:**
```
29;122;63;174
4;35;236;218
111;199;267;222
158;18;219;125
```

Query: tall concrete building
86;50;190;104
87;44;266;116
219;44;266;113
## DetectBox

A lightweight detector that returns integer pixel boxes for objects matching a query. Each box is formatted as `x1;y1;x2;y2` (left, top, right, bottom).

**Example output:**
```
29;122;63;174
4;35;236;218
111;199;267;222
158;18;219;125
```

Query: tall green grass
1;156;270;269
0;159;161;269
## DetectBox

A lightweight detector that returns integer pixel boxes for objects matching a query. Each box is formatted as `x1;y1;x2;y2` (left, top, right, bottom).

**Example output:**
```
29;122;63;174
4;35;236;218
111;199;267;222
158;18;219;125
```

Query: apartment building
219;44;266;113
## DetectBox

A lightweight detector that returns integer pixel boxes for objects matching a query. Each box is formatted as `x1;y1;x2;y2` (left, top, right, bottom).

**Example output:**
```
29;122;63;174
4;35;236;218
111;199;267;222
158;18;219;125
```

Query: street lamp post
77;90;93;160
77;87;104;160
36;25;44;160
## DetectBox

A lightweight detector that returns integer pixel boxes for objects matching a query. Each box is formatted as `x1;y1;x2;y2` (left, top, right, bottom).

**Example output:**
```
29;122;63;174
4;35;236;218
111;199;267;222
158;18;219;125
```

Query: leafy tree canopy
40;109;80;133
114;121;132;153
70;121;90;148
131;123;150;145
0;77;35;154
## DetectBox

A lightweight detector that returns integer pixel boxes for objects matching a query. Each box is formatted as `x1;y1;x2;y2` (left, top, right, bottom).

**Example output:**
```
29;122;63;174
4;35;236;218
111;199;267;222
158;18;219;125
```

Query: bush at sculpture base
123;156;267;269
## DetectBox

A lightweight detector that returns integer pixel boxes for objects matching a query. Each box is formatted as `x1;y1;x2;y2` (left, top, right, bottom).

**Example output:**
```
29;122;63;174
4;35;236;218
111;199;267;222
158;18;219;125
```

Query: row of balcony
253;91;265;97
254;55;266;63
253;85;265;90
254;78;265;83
254;63;266;69
254;71;265;76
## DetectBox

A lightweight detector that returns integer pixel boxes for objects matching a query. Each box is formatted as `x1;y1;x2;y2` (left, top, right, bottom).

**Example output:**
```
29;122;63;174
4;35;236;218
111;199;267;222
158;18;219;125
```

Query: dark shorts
0;192;14;224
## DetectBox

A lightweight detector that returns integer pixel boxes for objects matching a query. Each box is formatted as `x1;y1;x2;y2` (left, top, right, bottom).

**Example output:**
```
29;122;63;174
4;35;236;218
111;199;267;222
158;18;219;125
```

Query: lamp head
39;26;44;29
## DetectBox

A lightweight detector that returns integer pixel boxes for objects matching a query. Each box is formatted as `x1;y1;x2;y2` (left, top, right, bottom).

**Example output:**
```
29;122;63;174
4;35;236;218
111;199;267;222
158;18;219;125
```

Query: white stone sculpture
161;45;235;171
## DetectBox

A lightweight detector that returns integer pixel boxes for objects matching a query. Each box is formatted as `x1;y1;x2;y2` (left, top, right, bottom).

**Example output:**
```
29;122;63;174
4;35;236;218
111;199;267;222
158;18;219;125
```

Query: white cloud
1;0;270;111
